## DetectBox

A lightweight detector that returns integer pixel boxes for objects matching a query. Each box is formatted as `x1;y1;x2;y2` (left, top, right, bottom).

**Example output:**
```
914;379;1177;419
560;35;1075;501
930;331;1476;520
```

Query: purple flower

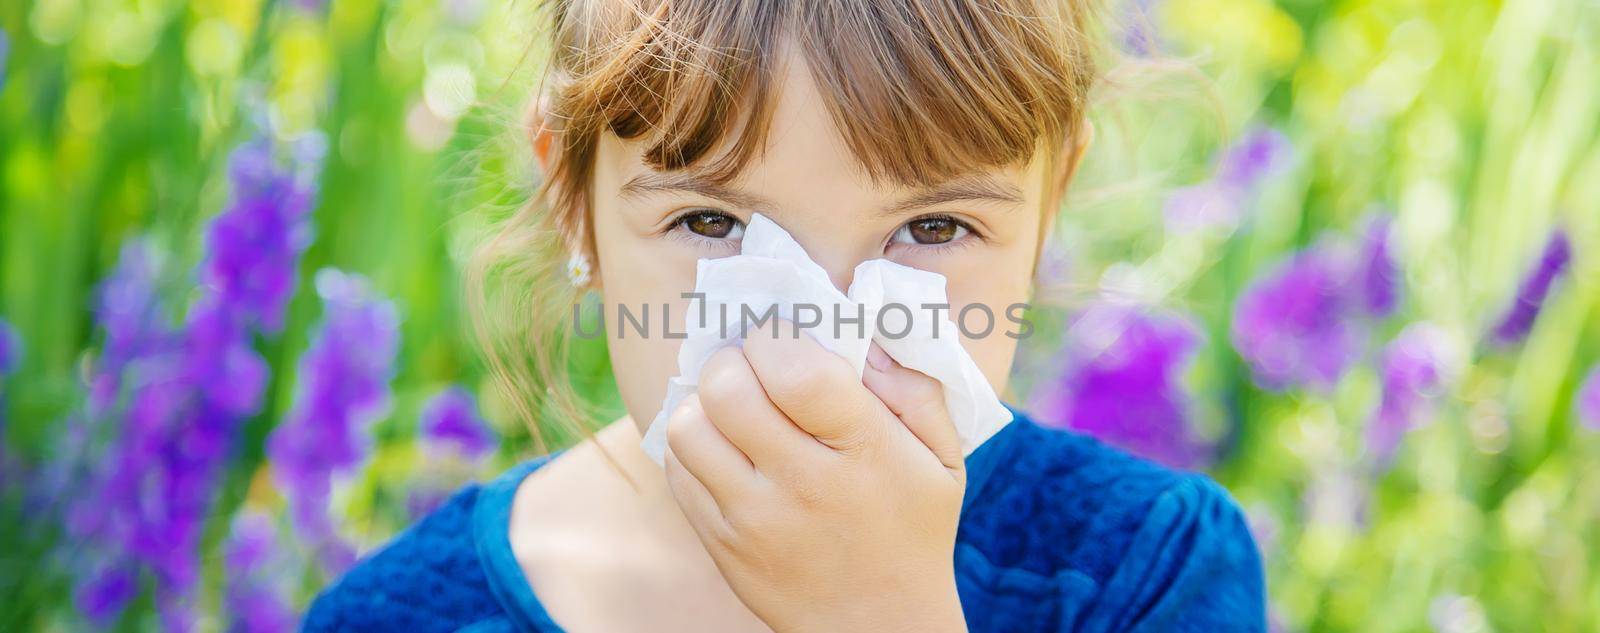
1122;0;1165;56
194;302;275;417
158;593;197;633
420;386;496;459
1366;324;1456;463
267;269;400;576
1216;127;1291;191
0;317;18;376
1166;127;1291;232
1231;243;1366;391
1490;229;1572;345
1031;303;1210;468
88;241;173;413
225;513;279;577
198;138;318;335
66;135;321;626
0;318;15;482
224;511;297;633
1578;365;1600;431
1162;183;1239;233
74;564;139;625
1356;214;1399;317
55;243;176;624
408;387;496;517
0;28;10;91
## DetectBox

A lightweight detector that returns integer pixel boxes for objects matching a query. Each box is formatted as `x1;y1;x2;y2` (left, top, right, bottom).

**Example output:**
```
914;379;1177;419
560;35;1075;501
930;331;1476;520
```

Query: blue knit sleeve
1078;475;1266;632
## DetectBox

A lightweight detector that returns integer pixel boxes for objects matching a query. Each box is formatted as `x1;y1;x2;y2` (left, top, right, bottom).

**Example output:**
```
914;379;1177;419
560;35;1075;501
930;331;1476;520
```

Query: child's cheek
938;251;1035;392
591;236;708;435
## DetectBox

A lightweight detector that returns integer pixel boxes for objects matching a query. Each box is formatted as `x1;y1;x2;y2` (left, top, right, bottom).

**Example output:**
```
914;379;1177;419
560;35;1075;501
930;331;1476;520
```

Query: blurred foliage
0;0;1597;630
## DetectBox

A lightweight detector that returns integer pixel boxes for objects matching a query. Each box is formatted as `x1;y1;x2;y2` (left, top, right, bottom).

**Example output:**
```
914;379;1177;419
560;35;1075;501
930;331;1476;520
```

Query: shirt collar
960;404;1026;520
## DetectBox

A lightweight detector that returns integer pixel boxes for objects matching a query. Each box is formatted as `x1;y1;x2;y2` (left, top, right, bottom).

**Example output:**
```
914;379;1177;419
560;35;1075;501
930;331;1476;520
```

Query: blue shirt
304;411;1265;631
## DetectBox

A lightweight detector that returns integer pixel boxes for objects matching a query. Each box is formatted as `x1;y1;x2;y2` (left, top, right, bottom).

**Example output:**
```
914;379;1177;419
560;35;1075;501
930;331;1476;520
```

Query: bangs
543;0;1096;191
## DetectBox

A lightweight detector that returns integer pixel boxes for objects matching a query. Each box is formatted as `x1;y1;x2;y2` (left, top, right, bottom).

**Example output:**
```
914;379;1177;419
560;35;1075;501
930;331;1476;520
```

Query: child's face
587;56;1054;432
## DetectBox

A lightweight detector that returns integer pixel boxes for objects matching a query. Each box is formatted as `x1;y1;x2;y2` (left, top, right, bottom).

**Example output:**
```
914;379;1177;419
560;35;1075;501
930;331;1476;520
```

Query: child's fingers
698;346;829;468
862;343;964;474
663;446;734;547
741;320;886;454
664;394;755;506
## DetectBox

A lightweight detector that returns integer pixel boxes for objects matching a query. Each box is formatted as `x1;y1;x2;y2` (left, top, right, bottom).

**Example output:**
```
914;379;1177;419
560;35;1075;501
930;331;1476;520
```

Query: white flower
566;252;591;287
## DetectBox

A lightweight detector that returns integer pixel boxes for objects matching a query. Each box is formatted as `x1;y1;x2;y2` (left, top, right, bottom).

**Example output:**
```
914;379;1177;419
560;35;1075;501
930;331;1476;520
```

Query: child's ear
524;96;599;289
1050;121;1094;203
1034;122;1094;278
525;95;558;174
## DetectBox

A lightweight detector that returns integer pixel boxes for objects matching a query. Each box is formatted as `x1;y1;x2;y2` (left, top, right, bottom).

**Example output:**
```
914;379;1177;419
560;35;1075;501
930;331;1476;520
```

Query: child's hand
662;321;969;633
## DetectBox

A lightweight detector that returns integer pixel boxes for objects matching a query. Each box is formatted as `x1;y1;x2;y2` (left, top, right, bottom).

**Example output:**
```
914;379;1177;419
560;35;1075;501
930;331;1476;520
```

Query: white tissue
640;214;1013;465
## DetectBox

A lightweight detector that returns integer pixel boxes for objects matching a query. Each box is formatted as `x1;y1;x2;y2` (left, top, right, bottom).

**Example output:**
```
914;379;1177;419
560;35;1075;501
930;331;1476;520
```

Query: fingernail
867;344;892;371
671;395;700;420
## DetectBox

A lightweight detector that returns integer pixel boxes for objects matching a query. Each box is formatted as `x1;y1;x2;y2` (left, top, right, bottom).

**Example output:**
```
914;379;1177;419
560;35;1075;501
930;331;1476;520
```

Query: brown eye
680;211;744;240
892;216;969;245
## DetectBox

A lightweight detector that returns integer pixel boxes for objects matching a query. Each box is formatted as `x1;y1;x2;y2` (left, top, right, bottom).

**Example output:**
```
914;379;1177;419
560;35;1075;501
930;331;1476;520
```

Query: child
306;0;1265;630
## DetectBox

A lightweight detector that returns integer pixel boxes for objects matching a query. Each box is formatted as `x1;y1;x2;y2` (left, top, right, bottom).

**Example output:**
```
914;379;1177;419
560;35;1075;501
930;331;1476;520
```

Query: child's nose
822;262;856;294
785;232;871;293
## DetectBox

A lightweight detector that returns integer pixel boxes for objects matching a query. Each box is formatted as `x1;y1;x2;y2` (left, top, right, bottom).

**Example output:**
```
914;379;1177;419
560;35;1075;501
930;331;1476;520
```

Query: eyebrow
880;175;1025;216
618;171;1023;215
619;172;778;213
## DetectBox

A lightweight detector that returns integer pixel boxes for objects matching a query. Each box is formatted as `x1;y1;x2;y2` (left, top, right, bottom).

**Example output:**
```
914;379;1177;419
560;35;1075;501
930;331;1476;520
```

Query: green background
2;0;1598;630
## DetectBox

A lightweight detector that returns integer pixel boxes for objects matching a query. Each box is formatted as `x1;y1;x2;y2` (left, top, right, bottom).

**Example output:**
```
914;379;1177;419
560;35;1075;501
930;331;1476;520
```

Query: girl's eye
676;211;745;240
891;216;970;246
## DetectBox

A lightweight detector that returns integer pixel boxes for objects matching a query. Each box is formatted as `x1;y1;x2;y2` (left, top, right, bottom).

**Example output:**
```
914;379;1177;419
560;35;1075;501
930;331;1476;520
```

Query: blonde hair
471;0;1105;453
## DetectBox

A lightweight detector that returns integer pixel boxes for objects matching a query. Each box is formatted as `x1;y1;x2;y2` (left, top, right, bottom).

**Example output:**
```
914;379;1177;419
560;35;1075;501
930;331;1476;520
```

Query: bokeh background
2;0;1598;630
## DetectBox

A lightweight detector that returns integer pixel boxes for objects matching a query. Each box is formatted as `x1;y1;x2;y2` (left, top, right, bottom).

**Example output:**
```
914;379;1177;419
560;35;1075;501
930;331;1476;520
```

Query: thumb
862;343;964;473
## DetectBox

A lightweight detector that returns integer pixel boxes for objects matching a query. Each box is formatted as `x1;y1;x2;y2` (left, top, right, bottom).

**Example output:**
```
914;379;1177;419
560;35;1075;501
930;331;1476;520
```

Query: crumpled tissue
641;213;1013;465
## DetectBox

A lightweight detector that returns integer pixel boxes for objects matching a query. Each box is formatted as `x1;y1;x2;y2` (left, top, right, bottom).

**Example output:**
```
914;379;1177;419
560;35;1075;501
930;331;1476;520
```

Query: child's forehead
604;121;1033;190
600;124;1037;215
